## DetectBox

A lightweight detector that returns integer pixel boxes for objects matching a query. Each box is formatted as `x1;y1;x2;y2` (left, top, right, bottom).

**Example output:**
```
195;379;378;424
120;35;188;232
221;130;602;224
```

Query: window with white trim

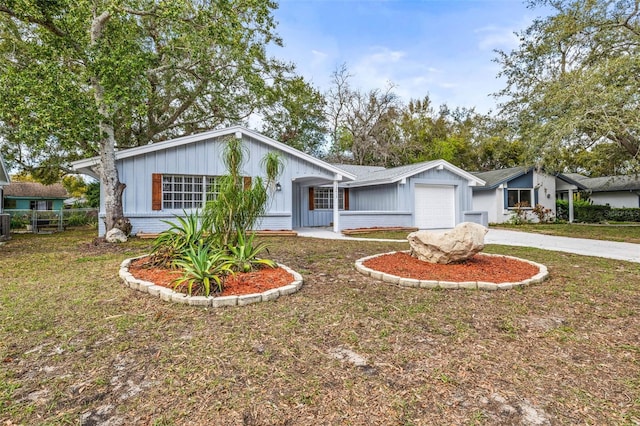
507;189;533;208
161;175;220;209
313;187;345;210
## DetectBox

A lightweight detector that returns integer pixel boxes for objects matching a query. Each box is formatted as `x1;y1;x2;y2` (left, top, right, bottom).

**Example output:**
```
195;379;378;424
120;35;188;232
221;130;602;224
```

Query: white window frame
161;174;220;210
313;187;345;210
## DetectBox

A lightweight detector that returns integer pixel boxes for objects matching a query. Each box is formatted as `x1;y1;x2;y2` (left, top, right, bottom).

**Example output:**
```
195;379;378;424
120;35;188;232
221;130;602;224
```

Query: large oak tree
496;0;640;172
0;0;296;232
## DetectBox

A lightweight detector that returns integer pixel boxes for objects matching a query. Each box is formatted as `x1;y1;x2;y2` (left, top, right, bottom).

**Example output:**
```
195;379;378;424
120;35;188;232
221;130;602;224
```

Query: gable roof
341;159;485;188
471;166;530;190
71;126;356;181
563;172;589;182
576;175;640;192
0;156;10;186
331;164;386;177
472;166;587;190
4;182;69;199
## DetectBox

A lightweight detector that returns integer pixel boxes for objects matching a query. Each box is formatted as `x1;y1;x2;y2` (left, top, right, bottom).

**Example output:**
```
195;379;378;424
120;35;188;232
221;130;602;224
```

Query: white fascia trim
70;126;356;182
433;160;486;186
344;159;485;188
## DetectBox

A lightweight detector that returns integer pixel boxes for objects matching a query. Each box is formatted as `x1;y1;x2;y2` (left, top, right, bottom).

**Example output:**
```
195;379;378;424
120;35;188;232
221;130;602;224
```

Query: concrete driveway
485;229;640;263
296;227;640;263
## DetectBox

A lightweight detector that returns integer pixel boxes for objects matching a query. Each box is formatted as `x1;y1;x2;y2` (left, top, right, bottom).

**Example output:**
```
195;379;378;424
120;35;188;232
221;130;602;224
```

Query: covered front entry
414;184;456;229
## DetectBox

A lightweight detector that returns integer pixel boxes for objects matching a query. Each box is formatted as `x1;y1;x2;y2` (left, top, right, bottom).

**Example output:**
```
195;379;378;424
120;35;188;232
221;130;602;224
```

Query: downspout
333;173;342;233
568;188;574;223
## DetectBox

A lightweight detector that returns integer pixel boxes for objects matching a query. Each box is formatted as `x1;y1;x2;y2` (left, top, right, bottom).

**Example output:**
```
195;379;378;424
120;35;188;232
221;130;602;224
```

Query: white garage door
414;184;456;229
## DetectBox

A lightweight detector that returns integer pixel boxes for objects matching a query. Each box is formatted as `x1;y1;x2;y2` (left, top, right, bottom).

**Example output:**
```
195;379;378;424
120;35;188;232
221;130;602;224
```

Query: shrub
575;204;611;223
532;204;554;223
605;207;640;222
507;202;531;224
556;199;611;223
9;214;29;229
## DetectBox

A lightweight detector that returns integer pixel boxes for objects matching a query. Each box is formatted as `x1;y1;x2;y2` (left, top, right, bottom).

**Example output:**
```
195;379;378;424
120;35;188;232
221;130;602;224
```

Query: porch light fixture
275;182;282;191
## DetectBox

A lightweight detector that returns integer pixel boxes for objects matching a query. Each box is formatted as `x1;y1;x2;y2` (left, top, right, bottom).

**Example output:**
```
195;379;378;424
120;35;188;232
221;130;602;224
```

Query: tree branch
0;5;81;52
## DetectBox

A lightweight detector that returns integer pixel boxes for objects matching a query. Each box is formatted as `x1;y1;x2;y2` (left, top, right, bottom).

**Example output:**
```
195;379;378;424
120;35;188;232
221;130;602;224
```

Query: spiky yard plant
172;246;234;296
147;210;209;268
227;231;277;273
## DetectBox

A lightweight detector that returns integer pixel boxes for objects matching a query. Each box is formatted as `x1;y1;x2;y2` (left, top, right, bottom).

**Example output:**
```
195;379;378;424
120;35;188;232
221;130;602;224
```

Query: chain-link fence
0;214;9;240
5;208;99;233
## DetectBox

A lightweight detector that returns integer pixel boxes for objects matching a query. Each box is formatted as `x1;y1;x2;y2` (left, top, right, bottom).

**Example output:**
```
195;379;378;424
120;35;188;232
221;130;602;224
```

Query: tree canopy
0;0;307;231
496;0;640;173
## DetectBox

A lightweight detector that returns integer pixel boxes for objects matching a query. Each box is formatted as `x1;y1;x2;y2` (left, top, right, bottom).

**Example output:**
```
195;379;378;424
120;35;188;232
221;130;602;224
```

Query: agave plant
172;245;234;296
149;210;210;268
227;231;277;273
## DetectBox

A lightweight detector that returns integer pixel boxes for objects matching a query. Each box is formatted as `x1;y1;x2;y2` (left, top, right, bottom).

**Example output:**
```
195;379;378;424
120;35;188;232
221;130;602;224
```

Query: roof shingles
3;182;69;198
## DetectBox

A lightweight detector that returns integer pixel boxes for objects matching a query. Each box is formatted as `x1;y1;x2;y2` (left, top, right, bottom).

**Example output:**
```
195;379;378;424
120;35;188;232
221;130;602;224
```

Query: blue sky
271;0;550;114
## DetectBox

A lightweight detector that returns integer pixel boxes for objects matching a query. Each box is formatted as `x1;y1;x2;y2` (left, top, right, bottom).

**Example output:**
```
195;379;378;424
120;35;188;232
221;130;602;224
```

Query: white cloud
475;25;520;51
270;0;549;115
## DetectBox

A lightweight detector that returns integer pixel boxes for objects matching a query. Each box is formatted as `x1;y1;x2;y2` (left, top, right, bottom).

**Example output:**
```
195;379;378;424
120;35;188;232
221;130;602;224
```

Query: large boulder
106;228;128;243
407;222;488;264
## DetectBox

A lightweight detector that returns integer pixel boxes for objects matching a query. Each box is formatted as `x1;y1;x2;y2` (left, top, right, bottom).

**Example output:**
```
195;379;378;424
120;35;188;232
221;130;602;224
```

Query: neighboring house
564;173;640;208
71;126;485;237
471;166;586;223
3;182;69;211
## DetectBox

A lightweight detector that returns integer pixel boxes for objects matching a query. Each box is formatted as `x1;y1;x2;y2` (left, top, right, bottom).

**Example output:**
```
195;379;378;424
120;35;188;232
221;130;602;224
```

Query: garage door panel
415;185;455;229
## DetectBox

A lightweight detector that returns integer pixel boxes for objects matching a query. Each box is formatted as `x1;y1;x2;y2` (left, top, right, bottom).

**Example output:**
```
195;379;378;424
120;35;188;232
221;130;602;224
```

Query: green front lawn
1;229;639;424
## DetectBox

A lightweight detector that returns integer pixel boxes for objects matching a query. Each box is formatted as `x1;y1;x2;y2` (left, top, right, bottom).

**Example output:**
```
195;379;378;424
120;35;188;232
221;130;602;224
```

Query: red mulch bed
127;257;294;296
363;252;540;283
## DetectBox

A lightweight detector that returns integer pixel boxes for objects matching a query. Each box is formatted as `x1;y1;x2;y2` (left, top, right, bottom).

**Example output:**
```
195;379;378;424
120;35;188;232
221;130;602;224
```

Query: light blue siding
107;134;337;236
94;129;480;235
351;185;397;210
302;167;477;230
339;211;413;230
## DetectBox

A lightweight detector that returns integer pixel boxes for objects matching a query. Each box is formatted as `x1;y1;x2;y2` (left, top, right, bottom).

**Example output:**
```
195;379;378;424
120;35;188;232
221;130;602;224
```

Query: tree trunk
99;121;126;232
90;11;128;233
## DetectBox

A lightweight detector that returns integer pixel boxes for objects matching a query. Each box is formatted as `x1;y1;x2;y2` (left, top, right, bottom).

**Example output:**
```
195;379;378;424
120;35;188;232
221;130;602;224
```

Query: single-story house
3;182;69;211
71;126;486;237
471;166;586;223
563;173;640;208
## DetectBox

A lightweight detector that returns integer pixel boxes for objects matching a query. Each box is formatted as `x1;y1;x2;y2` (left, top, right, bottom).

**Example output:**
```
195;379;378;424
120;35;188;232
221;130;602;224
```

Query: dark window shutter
308;187;315;211
152;173;162;211
243;176;252;190
344;188;350;210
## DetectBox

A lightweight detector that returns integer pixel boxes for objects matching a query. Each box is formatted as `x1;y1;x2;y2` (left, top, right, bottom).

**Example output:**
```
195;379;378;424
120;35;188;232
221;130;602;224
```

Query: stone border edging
119;256;303;307
354;251;548;291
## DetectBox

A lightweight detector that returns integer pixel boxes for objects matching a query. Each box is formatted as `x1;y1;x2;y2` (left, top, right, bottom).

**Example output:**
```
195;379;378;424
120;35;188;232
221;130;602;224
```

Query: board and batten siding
406;168;473;226
103;134;338;236
349;184;398;211
335;167;475;230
